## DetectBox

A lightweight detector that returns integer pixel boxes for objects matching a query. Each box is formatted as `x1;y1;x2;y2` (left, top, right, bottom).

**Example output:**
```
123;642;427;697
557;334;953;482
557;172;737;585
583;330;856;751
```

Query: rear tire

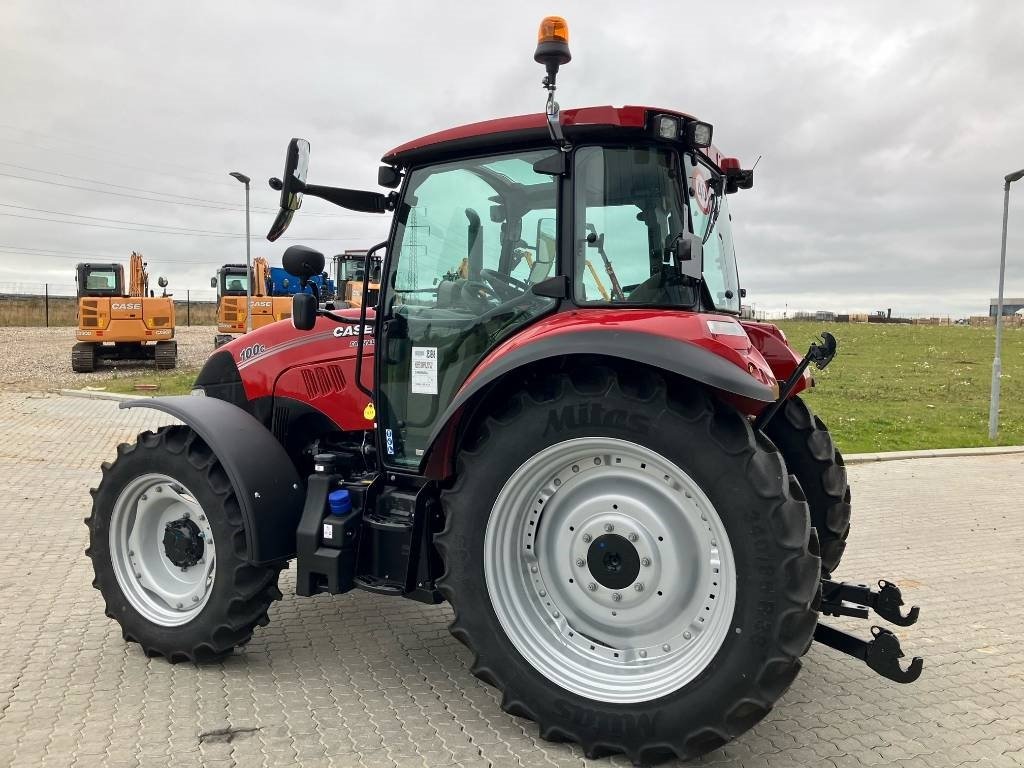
154;340;177;369
762;396;851;577
71;342;96;372
436;366;820;763
85;425;283;662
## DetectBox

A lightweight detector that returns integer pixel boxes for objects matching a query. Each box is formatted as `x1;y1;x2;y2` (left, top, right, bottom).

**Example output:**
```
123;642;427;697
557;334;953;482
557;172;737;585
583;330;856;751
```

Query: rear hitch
821;579;920;626
814;624;924;684
755;331;837;431
814;577;924;684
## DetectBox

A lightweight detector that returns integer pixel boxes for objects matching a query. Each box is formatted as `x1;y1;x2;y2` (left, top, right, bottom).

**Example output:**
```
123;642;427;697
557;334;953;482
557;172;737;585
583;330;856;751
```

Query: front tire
436;365;820;763
86;425;283;662
762;396;851;577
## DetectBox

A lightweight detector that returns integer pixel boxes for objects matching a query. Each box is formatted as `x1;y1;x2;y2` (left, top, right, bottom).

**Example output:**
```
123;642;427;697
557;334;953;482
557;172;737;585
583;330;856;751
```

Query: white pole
989;180;1012;439
243;183;251;335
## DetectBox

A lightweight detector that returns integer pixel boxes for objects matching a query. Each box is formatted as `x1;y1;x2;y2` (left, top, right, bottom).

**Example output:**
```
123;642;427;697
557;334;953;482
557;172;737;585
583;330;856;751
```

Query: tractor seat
436;279;466;308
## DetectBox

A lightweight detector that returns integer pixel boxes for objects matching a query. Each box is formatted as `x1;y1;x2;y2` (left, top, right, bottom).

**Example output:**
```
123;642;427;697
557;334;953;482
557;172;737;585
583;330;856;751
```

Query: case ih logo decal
238;343;266;362
333;325;374;338
111;302;142;311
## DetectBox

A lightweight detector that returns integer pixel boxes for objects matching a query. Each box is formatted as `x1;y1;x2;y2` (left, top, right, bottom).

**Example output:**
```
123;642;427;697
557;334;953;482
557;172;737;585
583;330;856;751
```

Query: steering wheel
479;268;530;301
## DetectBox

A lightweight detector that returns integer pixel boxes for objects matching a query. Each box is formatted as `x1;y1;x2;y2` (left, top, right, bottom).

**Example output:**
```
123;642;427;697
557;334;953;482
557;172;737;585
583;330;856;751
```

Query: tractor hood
194;311;376;433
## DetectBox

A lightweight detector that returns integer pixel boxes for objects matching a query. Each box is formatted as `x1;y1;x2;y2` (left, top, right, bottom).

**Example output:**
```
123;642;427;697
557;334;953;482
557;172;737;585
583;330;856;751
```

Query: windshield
573;146;697;307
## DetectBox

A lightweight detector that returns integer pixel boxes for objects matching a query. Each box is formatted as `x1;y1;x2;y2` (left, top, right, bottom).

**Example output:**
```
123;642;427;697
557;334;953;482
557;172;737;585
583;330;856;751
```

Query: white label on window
322;523;333;540
411;347;438;394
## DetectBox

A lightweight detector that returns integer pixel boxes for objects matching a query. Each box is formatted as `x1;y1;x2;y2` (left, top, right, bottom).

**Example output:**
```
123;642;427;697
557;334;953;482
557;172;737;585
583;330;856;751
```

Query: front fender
120;395;303;565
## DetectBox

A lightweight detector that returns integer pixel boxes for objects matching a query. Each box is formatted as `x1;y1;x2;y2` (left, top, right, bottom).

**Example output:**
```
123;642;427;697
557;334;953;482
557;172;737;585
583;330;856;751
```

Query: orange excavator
212;256;292;348
72;252;176;372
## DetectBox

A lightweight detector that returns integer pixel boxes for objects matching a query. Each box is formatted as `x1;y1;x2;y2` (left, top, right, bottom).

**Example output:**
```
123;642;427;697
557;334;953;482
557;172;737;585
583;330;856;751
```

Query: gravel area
0;326;216;392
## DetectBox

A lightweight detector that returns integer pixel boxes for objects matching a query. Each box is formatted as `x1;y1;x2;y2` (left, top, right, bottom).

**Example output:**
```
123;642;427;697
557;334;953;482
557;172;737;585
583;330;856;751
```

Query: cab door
375;150;561;469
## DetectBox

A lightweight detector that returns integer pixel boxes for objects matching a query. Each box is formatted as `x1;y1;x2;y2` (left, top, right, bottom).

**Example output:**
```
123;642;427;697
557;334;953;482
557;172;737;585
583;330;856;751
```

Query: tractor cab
268;53;752;470
333;250;381;308
76;262;124;298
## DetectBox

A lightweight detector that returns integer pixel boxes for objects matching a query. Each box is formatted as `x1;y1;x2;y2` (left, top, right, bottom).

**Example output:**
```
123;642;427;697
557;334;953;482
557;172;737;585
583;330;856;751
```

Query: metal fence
0;282;218;327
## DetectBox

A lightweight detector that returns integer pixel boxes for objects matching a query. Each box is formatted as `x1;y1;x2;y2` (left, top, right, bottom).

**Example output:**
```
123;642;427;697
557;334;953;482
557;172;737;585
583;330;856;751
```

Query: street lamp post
229;171;253;333
988;168;1024;440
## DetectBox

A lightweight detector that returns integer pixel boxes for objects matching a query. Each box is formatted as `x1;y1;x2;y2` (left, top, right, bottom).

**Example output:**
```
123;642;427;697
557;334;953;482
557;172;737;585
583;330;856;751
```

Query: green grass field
87;322;1024;455
777;321;1024;453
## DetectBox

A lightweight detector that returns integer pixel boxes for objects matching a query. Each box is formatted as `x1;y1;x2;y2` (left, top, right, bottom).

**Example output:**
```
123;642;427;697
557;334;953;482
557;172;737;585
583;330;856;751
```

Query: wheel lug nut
539;590;547;597
192;596;199;603
552;611;560;619
587;582;598;592
530;565;538;574
604;523;614;532
639;650;647;658
155;486;163;493
612;592;621;602
662;644;671;652
683;631;692;640
176;603;183;609
575;558;585;567
628;532;638;542
140;495;147;501
582;534;592;543
634;583;644;592
641;557;651;567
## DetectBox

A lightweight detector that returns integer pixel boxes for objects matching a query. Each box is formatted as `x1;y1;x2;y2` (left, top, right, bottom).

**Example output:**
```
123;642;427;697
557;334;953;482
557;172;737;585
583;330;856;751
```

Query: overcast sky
1;1;1022;315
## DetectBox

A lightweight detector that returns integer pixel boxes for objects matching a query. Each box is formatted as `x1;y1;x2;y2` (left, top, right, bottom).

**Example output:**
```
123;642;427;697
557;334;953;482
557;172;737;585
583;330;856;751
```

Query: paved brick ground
0;392;1021;768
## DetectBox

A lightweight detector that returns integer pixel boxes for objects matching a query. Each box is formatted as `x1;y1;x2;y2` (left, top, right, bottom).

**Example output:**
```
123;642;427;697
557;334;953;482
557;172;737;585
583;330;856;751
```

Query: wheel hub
163;517;204;569
586;534;640;590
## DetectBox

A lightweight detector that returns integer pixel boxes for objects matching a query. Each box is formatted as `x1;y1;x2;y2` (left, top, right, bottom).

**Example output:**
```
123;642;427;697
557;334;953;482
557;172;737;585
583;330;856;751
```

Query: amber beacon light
534;16;571;70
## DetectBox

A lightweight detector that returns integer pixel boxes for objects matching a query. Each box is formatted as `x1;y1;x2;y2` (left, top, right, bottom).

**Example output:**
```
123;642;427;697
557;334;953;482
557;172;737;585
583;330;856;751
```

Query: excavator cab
76;263;124;297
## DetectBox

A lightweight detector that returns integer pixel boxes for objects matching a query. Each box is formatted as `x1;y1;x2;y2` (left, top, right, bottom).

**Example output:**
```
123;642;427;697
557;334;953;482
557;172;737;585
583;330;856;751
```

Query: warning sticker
411;347;438;394
322;523;333;540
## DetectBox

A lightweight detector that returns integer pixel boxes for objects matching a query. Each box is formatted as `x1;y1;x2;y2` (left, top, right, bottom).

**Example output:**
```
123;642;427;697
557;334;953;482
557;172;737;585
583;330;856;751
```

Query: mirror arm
302;183;391;214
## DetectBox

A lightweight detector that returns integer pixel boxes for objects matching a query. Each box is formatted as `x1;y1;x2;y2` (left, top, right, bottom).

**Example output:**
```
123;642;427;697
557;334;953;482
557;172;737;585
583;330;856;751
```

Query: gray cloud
0;0;1021;316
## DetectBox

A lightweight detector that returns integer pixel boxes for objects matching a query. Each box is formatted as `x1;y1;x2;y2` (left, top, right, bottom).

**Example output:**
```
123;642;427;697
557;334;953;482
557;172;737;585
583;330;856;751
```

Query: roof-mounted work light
685;121;714;148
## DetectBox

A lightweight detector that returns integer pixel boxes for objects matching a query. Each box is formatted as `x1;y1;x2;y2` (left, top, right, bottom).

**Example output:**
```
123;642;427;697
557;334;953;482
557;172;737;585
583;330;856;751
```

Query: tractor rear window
222;273;250;295
573;146;697;308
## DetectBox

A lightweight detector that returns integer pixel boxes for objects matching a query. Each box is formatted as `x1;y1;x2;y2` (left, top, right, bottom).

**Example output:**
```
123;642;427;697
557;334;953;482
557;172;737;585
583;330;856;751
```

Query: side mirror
378;166;401;189
675;234;703;280
210;276;217;288
157;276;168;288
292;292;317;331
267;138;311;242
282;244;325;283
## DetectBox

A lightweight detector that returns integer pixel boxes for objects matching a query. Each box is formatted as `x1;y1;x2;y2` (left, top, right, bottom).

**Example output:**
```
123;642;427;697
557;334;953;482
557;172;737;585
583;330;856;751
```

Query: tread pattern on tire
763;396;851;576
85;425;282;663
435;366;820;764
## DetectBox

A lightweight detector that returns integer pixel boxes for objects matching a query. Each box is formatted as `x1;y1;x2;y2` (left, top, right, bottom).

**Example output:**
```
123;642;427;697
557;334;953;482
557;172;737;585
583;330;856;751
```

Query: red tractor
85;18;921;763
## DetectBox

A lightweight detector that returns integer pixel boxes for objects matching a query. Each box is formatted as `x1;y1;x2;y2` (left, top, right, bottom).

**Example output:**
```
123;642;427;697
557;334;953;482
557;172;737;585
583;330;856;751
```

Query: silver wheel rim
108;473;216;626
484;438;736;703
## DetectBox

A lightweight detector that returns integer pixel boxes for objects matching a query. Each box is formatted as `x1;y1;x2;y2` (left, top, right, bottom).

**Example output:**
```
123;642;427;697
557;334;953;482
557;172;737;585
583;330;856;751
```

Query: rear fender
120;395;304;564
422;329;776;479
